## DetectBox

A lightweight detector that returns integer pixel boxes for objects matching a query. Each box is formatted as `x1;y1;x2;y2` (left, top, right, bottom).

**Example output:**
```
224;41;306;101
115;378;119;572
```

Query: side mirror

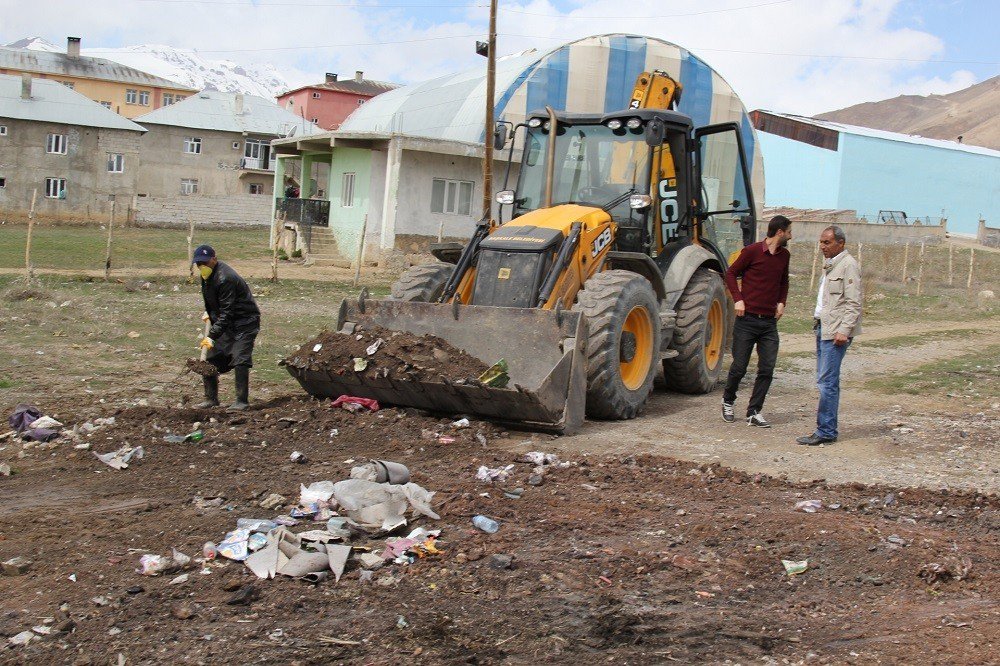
645;118;665;147
493;124;509;150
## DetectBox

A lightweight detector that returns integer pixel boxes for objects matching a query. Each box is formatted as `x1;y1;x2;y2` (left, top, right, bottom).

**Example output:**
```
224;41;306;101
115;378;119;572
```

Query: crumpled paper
94;445;144;470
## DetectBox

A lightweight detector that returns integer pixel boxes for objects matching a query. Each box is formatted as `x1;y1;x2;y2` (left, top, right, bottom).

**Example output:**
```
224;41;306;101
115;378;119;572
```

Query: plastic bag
299;481;336;504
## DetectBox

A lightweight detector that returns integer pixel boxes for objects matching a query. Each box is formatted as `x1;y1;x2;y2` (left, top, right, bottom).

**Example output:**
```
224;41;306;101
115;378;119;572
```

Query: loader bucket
284;295;589;434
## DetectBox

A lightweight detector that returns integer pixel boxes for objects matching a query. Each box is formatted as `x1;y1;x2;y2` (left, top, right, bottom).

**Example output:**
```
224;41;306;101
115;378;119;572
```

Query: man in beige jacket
797;226;862;446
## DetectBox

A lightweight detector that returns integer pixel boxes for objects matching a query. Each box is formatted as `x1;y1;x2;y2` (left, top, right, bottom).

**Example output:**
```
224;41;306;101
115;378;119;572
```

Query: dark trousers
207;319;260;373
723;315;779;416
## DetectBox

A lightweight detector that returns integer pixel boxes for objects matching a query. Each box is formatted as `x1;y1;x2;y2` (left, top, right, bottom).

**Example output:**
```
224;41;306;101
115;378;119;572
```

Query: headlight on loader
495;190;515;205
629;194;652;210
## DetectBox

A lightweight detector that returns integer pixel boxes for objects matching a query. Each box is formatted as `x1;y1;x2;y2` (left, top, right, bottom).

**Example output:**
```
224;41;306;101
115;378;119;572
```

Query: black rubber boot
194;375;219;409
228;366;250;411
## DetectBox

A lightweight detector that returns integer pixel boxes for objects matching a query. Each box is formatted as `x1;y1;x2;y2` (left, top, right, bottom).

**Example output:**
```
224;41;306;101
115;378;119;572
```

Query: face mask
199;265;213;280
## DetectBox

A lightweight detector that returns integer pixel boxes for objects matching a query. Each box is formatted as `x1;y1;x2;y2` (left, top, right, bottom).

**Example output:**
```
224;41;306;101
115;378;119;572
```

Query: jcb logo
591;228;613;257
659;179;679;241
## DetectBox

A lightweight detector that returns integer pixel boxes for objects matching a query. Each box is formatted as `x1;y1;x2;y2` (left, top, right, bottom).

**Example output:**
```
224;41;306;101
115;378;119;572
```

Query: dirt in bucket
284;325;491;384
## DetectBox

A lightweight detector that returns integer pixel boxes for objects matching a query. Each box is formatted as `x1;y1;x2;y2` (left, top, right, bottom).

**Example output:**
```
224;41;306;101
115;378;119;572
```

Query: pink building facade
276;71;397;131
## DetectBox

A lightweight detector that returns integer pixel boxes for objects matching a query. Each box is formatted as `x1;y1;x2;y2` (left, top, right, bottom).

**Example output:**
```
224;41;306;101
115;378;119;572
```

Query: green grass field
1;225;272;272
865;344;1000;399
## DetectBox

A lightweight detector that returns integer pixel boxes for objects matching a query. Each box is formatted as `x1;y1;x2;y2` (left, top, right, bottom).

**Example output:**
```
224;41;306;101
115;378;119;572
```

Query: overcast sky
2;0;997;115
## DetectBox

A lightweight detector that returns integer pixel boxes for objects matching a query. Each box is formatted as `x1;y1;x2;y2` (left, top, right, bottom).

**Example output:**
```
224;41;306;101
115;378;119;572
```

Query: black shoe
722;401;735;423
194;375;219;409
747;412;771;428
796;433;837;446
228;366;250;411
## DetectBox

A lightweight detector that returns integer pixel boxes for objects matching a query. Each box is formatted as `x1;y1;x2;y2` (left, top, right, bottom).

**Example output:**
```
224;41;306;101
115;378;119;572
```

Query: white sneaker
722;401;735;423
747;412;771;428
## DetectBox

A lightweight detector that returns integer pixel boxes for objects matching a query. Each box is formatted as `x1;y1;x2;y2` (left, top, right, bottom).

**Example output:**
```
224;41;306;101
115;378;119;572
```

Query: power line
134;0;484;5
84;34;485;53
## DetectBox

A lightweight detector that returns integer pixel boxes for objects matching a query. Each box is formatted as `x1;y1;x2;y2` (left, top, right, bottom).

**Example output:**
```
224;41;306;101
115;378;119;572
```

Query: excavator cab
286;71;757;434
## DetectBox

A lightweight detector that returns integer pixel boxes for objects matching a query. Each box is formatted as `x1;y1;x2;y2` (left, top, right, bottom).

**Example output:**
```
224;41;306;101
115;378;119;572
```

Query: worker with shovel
192;245;260;410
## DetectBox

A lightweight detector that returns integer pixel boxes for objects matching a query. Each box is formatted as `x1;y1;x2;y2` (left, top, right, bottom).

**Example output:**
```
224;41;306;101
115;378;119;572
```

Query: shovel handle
200;318;210;361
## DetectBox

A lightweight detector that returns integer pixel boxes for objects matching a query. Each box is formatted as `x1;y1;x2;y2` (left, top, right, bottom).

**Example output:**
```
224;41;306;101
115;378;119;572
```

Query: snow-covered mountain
7;37;291;98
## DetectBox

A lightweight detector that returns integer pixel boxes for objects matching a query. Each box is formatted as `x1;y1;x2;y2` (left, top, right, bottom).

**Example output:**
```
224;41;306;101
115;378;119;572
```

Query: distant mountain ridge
7;37;290;98
817;75;1000;151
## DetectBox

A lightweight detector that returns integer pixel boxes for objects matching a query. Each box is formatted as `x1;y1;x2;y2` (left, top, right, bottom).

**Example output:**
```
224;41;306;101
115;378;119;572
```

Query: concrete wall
757;217;947;246
979;219;1000;248
136;125;274;198
133;193;272;227
0;118;140;223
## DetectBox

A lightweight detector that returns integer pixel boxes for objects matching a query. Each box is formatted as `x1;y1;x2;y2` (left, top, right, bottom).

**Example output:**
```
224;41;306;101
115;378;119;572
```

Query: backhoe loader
286;72;757;434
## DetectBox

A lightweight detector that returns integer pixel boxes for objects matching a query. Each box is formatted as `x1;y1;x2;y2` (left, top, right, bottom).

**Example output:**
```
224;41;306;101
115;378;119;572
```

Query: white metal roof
0;45;193;90
758;110;1000;158
134;89;321;136
0;73;145;132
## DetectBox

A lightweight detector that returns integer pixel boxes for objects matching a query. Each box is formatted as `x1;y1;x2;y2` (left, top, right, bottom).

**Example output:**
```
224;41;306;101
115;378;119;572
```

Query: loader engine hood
473;224;564;308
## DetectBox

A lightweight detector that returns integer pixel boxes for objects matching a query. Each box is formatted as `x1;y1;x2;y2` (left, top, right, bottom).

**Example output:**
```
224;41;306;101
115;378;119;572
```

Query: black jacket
201;261;260;339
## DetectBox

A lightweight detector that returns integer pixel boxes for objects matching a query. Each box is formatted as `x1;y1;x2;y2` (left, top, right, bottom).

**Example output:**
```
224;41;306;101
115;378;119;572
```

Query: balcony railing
241;156;274;171
276;198;330;227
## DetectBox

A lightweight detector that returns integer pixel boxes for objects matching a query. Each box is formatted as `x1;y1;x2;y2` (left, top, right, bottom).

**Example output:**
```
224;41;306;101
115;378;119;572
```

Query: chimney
67;36;81;58
235;93;244;115
354;70;363;83
325;72;338;83
20;73;31;100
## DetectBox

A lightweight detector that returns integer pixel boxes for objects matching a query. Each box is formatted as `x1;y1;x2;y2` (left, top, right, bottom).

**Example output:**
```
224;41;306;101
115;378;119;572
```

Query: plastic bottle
202;541;217;560
472;515;499;534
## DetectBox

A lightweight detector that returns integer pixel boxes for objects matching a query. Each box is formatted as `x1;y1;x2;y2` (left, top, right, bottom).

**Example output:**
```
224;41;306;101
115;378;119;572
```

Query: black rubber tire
389;263;454;302
573;270;661;420
663;267;727;394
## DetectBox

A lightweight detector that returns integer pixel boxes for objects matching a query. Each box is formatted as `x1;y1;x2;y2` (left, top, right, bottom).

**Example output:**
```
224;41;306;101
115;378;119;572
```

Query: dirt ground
0;395;997;665
0;248;997;663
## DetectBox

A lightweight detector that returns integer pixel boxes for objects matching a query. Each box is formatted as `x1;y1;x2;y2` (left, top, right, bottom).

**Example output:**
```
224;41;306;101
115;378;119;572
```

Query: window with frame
107;153;124;173
176;95;186;102
310;117;319;124
99;101;112;109
61;81;74;89
249;183;264;195
183;137;202;154
0;125;7;136
0;177;6;188
430;178;473;215
125;89;137;104
358;98;365;106
139;90;150;106
180;178;199;195
46;134;67;154
45;177;66;199
312;91;321;99
163;93;175;106
341;172;356;207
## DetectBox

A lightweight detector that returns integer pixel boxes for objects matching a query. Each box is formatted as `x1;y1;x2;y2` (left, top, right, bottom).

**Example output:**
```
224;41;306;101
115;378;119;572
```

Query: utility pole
480;0;498;219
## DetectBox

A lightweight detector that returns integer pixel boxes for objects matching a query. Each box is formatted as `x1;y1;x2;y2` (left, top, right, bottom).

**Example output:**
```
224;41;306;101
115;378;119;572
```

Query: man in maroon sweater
721;215;792;427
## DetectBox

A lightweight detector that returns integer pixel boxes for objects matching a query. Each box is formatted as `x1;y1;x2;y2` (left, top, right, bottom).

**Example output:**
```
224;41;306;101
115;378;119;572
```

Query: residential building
276;71;397;130
751;110;1000;235
0;37;197;119
133;89;320;199
0;73;145;223
270;34;763;267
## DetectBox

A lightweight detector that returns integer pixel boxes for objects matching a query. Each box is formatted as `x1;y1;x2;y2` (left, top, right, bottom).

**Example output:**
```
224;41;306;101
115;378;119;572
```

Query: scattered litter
312;343;323;352
781;559;809;576
300;481;336;504
30;625;52;636
169;573;189;585
476;464;515;483
9;631;34;646
28;416;63;430
164;430;203;444
94;445;144;470
259;493;287;510
919;557;972;584
290;451;307;464
217;529;252;561
331;395;379;413
9;404;61;442
365;338;384;356
472;515;499;534
137;549;191;576
794;500;823;513
451;418;471;429
478;359;510;388
351;460;410;484
353;357;369;372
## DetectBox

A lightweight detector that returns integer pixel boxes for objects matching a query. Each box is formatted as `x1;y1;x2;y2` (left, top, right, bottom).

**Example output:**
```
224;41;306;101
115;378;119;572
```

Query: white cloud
0;0;978;115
